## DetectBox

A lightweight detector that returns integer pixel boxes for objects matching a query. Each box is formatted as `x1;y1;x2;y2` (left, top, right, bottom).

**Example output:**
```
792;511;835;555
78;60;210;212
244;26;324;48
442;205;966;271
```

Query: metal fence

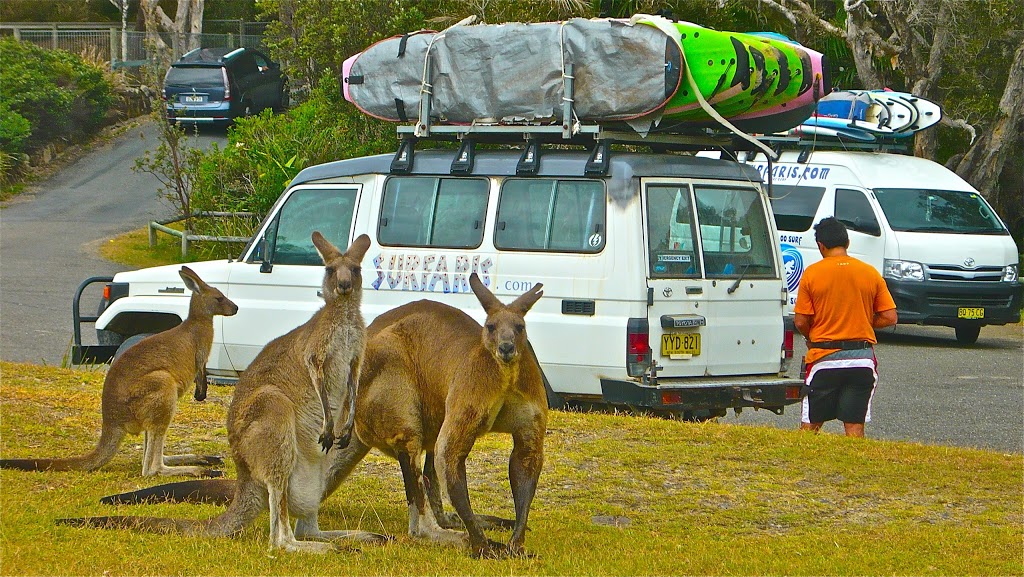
0;23;267;69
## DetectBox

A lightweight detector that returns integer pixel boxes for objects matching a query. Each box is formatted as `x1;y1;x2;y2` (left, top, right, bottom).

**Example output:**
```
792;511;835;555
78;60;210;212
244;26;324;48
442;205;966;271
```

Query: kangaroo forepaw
333;431;351;450
318;430;334;453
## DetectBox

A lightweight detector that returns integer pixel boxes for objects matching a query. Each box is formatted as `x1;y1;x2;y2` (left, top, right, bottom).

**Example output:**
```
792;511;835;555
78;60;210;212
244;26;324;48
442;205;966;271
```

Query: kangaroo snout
497;342;517;361
336;279;353;295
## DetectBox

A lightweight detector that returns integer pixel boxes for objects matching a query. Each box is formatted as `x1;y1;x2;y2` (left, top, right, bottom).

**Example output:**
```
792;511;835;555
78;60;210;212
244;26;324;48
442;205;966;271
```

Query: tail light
780;317;795;374
626;317;651;377
222;68;231;101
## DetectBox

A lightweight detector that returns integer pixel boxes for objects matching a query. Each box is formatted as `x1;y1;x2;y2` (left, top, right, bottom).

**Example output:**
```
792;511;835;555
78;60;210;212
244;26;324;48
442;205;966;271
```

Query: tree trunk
954;39;1024;213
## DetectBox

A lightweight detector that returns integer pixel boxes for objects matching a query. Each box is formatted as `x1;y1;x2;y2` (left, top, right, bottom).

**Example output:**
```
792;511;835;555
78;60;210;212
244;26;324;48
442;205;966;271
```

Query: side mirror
259;237;274;273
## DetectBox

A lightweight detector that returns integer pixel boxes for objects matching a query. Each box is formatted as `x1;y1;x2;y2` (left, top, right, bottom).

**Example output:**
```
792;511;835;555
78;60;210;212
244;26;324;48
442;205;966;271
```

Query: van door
644;180;785;379
222;184;361;371
835;187;885;270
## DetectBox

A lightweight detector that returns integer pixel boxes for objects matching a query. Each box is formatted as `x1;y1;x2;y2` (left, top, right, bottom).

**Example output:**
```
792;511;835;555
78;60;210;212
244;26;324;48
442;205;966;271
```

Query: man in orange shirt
794;217;898;437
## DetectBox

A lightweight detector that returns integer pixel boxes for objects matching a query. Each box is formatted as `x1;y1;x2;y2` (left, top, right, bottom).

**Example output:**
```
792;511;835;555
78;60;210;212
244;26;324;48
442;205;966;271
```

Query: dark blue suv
163;47;288;126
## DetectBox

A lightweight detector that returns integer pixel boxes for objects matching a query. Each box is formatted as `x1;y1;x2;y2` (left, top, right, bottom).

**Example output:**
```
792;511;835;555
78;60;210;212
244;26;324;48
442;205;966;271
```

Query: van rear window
768;185;826;232
378;177;489;248
165;67;224;88
495;179;606;253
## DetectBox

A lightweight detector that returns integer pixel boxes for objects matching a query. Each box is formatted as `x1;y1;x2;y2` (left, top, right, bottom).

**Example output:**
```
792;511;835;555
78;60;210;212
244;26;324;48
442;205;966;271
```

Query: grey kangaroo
101;274;548;558
0;266;236;477
60;233;388;553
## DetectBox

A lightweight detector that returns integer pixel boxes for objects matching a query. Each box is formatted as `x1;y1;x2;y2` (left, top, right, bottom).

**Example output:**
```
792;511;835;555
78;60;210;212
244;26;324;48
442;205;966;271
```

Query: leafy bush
190;75;395;218
0;38;113;153
0;101;31;154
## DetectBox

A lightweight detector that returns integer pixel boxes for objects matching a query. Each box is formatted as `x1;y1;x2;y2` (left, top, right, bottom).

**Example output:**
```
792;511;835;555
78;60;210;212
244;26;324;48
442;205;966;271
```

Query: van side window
495;179;605;253
257;187;358;265
695;186;778;278
646;185;701;278
378;177;488;248
835;188;881;236
768;185;826;232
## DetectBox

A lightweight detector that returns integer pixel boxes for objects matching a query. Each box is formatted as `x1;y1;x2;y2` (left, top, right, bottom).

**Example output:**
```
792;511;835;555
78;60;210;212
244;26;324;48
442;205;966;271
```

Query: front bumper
601;376;805;416
886;278;1023;326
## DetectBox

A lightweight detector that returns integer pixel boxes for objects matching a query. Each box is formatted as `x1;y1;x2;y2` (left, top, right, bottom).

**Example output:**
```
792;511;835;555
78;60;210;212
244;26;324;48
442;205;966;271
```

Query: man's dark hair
814;217;849;249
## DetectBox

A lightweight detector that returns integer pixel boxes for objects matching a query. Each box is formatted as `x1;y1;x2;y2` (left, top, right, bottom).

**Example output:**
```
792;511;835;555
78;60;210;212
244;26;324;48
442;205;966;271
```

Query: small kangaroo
60;233;388;553
354;273;547;558
0;266;236;477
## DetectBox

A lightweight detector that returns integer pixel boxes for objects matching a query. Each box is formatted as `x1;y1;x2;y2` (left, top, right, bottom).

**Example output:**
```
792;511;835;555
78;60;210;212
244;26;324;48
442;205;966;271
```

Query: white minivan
743;149;1021;344
73;144;803;420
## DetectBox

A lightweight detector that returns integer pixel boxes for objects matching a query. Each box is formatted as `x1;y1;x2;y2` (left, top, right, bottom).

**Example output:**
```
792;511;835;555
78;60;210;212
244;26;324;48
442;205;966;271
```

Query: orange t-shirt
794;255;896;364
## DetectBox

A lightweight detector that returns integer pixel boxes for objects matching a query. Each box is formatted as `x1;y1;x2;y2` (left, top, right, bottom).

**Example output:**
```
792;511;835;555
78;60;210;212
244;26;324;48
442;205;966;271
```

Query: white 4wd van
73;140;802;420
744;149;1022;344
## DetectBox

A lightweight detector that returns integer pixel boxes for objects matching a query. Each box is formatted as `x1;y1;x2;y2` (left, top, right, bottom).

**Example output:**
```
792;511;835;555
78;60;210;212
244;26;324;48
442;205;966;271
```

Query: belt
807;340;873;350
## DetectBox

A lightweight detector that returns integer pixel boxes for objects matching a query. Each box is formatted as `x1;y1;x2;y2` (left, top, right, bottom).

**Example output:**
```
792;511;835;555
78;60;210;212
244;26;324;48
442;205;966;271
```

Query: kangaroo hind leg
267;482;334;553
424;452;515;531
142;428;219;477
397;449;463;545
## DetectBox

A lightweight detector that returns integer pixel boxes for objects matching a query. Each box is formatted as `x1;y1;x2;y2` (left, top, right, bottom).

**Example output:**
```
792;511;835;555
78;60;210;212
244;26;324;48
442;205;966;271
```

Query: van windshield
165;67;224;89
873;188;1007;234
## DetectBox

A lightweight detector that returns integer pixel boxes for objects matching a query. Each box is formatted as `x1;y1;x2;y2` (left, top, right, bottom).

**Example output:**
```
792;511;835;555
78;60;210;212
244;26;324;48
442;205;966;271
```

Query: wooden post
181;230;190;258
227;33;235;49
13;27;21;41
148;222;157;248
109;28;118;65
51;24;58;50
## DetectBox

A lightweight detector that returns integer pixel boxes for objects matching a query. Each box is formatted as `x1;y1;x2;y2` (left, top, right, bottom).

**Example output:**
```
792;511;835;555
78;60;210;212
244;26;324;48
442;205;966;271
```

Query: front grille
927;294;1013;307
926;264;1003;282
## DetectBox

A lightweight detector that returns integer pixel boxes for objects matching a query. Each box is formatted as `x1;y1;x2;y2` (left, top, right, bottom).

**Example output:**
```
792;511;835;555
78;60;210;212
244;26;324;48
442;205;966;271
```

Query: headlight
1003;263;1019;283
883;259;924;281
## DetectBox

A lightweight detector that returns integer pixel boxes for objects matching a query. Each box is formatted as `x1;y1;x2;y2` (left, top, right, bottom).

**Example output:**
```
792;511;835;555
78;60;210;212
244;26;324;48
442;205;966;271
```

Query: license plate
183;95;204;104
958;307;984;319
661;333;700;357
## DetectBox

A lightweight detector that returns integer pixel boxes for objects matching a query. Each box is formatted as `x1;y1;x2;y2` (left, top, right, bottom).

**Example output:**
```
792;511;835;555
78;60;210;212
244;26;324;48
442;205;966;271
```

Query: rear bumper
600;376;804;415
887;278;1023;326
166;102;234;124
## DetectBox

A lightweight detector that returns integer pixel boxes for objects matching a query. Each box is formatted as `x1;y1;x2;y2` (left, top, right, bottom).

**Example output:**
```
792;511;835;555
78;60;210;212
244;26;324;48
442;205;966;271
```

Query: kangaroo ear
311;231;342;263
510;283;543;315
345;234;371;262
179;266;204;293
469;273;502;314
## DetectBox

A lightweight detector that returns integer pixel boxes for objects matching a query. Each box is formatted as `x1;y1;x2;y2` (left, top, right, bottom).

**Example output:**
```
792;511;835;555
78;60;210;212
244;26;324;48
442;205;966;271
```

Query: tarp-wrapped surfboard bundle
342;16;682;124
340;15;831;137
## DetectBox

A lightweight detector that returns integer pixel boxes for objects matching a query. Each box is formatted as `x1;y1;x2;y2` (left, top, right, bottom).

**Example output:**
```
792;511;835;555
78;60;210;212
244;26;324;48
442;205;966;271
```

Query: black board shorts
806;367;876;424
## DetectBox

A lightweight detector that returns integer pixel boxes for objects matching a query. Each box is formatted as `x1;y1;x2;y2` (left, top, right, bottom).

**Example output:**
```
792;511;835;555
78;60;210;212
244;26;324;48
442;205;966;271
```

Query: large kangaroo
1;266;236;477
60;233;388;553
88;273;546;557
353;273;547;558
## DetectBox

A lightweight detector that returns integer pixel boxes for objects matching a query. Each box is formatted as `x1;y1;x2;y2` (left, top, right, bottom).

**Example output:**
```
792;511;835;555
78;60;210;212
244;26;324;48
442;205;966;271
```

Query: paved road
0;120;225;365
1;123;1020;453
722;323;1023;454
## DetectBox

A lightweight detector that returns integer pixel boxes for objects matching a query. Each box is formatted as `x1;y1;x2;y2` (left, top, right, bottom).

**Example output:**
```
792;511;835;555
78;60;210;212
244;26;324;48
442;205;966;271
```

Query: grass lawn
1;361;1021;576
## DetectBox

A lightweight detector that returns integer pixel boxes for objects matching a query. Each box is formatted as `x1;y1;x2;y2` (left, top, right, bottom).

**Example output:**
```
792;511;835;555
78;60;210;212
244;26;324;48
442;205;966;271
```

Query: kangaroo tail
60;476;264;538
56;515;207;534
101;479;237;506
0;427;124;472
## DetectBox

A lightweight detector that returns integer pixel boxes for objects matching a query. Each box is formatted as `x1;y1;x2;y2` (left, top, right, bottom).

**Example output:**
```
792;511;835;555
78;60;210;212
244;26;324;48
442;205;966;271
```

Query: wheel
954;325;981;345
543;372;565;410
113;333;154;362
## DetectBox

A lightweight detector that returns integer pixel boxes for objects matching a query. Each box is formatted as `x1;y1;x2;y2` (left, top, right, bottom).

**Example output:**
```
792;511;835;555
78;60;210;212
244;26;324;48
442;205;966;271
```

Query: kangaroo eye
485;324;496;332
325;266;336;275
514;323;525;333
352;266;362;275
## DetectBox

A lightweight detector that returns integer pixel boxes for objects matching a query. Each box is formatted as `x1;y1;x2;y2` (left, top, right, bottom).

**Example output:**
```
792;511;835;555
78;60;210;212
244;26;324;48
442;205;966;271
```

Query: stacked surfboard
341;16;831;135
781;89;942;141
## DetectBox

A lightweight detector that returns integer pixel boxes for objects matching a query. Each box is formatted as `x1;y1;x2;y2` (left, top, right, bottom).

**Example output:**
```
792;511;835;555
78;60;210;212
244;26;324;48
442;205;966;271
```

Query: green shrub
191;75;395;219
0;101;31;154
0;38;113;153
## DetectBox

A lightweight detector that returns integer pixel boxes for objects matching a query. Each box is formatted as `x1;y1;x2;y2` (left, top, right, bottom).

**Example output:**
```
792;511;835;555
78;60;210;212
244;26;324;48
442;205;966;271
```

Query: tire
954;325;981;345
274;83;290;113
543;372;565;410
113;333;154;362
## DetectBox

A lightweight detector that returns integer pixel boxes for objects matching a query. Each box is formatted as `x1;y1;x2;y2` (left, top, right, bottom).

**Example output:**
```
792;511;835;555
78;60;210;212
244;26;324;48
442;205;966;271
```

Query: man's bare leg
843;422;865;437
800;422;823;433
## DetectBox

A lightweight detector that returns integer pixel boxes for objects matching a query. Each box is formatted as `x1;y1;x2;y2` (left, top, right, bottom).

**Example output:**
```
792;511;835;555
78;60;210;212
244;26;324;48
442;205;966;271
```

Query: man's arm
873;308;897;329
794;312;813;338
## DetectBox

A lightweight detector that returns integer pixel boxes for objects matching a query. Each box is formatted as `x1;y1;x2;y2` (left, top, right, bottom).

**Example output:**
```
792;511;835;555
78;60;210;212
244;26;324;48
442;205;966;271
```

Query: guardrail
149;211;257;258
